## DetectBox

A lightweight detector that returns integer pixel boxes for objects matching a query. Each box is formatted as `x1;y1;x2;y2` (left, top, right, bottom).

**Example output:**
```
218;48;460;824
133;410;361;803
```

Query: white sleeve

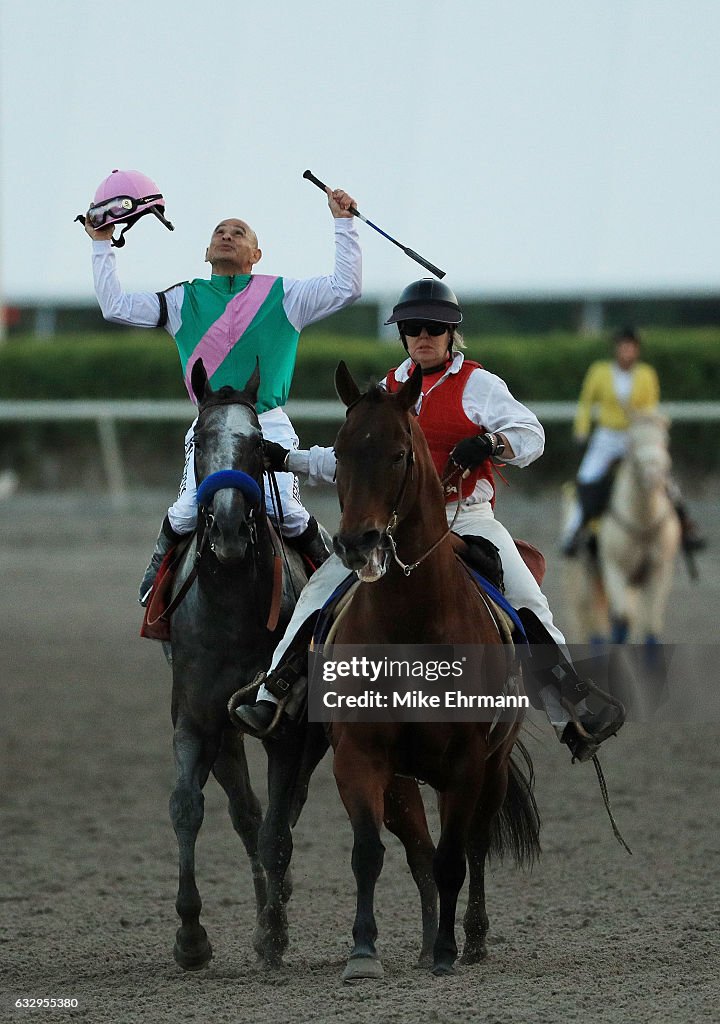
462;369;545;467
287;446;337;485
91;240;182;335
282;219;362;330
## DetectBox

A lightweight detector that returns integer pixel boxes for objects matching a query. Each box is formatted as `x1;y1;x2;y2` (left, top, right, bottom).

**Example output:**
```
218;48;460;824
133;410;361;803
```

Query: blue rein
196;470;262;508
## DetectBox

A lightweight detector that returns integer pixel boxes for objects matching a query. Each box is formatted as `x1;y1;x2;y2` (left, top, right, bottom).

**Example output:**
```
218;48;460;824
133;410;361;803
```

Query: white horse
564;414;681;645
598;413;680;644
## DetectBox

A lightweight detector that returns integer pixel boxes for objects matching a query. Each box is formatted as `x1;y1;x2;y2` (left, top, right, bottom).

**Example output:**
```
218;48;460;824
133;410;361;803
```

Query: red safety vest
386;359;495;504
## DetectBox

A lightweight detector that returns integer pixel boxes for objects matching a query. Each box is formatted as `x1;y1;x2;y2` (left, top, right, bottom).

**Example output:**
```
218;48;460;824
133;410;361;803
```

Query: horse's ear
395;363;423;412
335;360;361;408
191;358;210;404
242;358;261;404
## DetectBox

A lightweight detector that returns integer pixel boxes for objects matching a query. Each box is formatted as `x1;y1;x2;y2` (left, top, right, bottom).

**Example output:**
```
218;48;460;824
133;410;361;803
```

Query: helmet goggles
87;193;163;228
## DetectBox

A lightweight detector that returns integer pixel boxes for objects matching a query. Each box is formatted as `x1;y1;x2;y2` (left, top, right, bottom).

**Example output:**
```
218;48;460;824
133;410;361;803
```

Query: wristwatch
486;432;506;457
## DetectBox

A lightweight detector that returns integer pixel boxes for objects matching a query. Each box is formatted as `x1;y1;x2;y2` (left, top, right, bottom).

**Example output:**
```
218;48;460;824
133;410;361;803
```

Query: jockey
560;326;705;556
83;170;362;602
233;279;625;762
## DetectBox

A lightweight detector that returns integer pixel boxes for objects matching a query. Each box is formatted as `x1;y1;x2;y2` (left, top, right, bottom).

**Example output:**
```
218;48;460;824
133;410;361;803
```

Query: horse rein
193;399;289;630
383;437;462;577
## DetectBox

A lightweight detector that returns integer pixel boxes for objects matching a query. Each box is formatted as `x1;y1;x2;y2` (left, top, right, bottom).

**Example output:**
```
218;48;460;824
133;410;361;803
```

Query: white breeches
577;428;628;483
166;408;310;538
257;498;566;705
450;501;565;644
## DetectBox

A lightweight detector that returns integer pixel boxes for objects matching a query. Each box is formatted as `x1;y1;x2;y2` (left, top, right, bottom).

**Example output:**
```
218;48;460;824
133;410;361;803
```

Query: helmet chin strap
112;207;175;248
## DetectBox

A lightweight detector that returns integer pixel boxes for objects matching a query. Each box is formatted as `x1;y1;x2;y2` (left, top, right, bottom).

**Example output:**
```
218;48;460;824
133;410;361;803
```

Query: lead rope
591;755;633;855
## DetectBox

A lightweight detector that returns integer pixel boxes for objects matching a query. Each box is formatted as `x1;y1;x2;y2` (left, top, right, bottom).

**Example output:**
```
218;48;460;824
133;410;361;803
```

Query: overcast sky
2;1;719;305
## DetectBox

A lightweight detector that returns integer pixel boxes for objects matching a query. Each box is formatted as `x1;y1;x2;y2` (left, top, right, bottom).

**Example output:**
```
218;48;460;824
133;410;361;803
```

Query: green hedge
1;326;719;401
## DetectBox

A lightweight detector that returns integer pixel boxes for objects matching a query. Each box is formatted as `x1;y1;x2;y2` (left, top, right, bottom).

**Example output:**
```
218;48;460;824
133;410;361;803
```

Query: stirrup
563;677;626;736
561;702;625;763
227;673;287;739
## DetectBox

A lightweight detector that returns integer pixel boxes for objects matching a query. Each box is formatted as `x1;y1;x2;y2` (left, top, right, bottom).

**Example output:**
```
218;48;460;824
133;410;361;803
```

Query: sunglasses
401;321;449;337
86;194;162;228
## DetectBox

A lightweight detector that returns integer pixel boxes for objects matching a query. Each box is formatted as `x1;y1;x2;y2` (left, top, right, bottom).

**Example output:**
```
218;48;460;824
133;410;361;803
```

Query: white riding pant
562;428;629;541
166;408;310;538
257;499;567;707
577;428;628;484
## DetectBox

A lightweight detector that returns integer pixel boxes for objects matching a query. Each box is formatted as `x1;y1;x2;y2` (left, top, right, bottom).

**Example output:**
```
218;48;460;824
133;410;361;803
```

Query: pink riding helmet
82;169;174;247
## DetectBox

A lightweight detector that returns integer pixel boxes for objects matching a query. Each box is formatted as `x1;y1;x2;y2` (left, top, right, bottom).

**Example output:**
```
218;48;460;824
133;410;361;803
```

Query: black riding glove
262;440;290;472
450;433;497;471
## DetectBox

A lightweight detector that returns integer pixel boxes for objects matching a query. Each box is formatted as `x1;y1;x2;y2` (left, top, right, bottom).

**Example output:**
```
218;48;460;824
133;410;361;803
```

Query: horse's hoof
173;938;213;972
416;951;434;969
342;956;384;982
252;933;286;969
431;962;456;977
460;945;487;965
258;949;285;970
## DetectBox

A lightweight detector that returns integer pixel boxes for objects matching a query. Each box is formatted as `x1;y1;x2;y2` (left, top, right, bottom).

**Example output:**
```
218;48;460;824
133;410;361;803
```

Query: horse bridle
382;426;461;577
192;398;299;622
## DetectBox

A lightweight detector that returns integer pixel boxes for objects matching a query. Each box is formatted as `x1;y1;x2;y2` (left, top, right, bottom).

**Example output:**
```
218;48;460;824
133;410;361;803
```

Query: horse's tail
488;738;541;868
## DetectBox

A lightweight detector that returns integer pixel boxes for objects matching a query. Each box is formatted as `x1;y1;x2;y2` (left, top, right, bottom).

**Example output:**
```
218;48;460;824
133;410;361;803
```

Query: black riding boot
233;620;315;737
516;607;625;763
292;515;330;569
138;515;185;606
675;501;707;553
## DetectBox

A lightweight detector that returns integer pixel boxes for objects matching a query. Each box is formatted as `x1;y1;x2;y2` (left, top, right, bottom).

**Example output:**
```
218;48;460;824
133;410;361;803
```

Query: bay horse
167;358;324;970
569;413;680;645
328;361;540;980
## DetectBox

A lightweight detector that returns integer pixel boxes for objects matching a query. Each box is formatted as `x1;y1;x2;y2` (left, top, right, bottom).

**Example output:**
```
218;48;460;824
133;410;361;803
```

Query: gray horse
167;358;327;970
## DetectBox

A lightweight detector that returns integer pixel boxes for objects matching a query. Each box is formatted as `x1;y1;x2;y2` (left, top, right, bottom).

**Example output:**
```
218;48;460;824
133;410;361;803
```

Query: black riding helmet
386;278;463;353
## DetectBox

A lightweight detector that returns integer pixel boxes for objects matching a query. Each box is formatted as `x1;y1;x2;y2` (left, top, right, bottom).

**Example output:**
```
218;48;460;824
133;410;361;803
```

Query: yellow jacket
573;360;660;439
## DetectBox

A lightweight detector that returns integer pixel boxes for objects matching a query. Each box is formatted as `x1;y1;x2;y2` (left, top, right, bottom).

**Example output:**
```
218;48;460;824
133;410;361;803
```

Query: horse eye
392;451;405;464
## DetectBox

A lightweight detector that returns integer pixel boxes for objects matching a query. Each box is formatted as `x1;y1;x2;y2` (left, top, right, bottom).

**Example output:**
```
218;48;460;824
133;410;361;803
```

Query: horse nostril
359;529;382;552
335;530;382;557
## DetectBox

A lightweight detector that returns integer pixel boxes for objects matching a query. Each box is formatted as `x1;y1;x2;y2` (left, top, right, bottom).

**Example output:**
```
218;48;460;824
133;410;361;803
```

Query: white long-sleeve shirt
91;217;362;336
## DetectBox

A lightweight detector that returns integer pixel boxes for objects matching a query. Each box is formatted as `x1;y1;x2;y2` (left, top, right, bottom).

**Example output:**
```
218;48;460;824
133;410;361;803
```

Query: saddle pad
465;568;528;644
140;548;176;642
311;567;527;647
312;573;359;647
140;535;194;642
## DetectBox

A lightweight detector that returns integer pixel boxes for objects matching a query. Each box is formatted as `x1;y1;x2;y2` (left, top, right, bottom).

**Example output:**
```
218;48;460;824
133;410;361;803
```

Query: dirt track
2;488;719;1023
